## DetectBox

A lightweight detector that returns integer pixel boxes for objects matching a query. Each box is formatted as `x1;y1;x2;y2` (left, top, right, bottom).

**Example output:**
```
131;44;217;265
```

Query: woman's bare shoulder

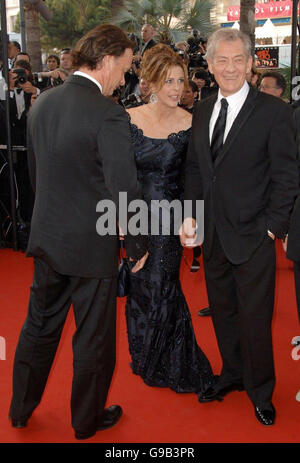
126;105;147;125
177;106;192;129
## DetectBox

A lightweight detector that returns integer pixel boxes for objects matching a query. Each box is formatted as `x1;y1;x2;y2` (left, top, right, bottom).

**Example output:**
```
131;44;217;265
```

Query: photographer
46;54;60;71
179;80;198;113
187;30;208;71
0;60;39;146
122;77;150;109
34;68;67;90
28;54;65;90
175;41;190;67
15;52;31;64
0;59;36;236
191;68;217;101
8;41;21;69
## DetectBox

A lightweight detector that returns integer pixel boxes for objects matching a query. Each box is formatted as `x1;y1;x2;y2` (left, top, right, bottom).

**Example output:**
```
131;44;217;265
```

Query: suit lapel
214;86;258;168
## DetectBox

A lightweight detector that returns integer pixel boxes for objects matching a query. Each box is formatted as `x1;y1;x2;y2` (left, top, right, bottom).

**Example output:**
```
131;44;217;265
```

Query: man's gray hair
206;28;252;61
142;23;155;31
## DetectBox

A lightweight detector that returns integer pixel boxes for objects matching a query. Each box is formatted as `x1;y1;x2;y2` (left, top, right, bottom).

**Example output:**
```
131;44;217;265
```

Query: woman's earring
150;93;158;104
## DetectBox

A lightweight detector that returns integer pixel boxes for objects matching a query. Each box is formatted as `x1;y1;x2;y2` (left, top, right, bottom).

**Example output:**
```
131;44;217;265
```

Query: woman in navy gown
125;44;215;397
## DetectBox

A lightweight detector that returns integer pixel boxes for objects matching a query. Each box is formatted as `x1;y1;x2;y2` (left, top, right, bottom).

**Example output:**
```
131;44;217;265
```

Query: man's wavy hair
72;24;135;71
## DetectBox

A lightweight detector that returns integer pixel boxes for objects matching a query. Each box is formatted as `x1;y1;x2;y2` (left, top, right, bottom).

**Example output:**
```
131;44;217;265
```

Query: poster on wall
255;46;279;68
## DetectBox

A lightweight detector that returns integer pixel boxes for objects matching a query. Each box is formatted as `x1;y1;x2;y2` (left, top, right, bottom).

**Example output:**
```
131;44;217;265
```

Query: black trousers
294;261;300;323
9;258;117;433
203;231;276;410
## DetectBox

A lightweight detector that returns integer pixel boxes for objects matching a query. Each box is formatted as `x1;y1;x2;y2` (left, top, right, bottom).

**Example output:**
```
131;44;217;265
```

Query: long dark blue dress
125;120;215;394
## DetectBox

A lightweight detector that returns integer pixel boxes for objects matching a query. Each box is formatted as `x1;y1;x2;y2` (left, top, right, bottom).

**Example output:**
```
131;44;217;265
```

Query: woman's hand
131;251;149;273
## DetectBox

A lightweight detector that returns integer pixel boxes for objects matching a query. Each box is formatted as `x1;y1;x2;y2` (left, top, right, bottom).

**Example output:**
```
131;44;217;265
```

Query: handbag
117;241;131;297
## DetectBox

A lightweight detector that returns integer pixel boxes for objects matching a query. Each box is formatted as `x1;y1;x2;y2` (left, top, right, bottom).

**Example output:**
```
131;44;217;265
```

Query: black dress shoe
198;381;244;403
75;405;123;440
254;405;276;426
97;405;123;430
198;387;223;403
10;418;27;428
75;429;96;440
197;307;212;317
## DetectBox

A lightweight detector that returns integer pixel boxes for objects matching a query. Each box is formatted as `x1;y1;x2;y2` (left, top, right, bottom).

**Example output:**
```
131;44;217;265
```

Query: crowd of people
0;29;291;251
0;29;292;149
0;24;299;441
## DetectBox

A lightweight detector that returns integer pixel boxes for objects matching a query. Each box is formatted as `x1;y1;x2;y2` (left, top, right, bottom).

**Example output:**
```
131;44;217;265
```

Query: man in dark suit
286;107;300;321
9;24;148;440
286;195;300;321
181;28;298;425
140;24;156;56
0;60;39;146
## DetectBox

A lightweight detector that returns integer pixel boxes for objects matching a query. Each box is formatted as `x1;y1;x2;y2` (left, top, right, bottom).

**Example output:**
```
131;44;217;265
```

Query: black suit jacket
26;74;147;278
287;195;300;262
140;39;156;56
287;107;300;262
185;85;299;264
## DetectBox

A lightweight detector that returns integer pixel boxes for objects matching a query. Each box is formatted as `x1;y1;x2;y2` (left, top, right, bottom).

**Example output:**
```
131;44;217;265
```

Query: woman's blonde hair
140;43;188;92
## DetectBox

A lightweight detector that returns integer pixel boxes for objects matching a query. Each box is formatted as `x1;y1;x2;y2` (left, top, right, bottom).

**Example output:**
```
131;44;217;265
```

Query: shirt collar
74;71;103;93
217;80;249;107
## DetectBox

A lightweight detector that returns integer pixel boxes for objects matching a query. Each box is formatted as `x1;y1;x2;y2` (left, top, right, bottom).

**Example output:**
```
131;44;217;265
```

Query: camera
186;34;208;70
13;68;28;86
132;57;141;69
128;33;140;55
175;49;185;59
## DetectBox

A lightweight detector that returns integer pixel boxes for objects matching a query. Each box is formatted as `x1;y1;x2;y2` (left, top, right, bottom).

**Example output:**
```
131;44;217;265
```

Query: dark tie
16;88;23;94
211;98;228;163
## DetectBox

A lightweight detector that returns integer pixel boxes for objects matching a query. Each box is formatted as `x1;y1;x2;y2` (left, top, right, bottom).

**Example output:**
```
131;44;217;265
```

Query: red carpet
0;243;299;443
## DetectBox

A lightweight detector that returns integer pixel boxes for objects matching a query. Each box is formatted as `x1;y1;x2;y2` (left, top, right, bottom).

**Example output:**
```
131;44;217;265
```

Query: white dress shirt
209;80;250;144
74;71;103;93
9;87;41;120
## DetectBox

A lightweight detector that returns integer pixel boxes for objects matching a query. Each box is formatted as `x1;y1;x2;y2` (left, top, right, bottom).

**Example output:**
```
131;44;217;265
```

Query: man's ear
207;58;213;76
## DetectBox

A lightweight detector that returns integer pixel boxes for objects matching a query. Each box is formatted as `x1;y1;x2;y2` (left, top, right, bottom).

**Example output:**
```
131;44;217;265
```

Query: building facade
6;0;19;33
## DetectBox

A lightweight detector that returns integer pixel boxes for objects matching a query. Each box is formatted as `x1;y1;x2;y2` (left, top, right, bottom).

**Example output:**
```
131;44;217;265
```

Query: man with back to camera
9;24;148;440
181;28;298;426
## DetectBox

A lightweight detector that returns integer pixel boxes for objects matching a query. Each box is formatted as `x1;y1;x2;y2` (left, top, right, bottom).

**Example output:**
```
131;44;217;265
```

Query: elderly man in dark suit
181;28;298;426
287;107;300;322
9;24;148;440
287;195;300;321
